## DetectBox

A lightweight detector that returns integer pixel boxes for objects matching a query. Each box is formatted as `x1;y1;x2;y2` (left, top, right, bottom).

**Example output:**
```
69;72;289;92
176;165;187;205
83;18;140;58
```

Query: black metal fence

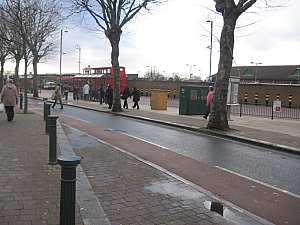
167;98;300;119
231;99;300;119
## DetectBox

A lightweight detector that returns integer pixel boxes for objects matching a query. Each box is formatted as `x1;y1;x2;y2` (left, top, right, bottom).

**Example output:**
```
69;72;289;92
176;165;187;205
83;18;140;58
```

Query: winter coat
1;83;19;106
83;84;90;94
131;88;140;103
122;86;130;99
54;85;62;100
105;86;113;100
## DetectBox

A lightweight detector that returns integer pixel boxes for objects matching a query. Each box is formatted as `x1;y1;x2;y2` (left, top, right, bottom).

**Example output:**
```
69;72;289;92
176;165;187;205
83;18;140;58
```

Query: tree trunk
106;27;122;112
33;57;38;97
23;57;28;114
0;59;4;91
207;10;238;131
14;57;21;91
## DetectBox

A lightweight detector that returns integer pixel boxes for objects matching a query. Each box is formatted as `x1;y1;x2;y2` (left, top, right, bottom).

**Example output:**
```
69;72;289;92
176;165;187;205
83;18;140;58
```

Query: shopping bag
0;103;4;113
51;93;56;100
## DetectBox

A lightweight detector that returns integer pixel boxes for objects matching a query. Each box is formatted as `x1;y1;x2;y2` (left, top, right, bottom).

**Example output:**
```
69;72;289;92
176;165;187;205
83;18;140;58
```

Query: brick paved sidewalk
0;108;83;225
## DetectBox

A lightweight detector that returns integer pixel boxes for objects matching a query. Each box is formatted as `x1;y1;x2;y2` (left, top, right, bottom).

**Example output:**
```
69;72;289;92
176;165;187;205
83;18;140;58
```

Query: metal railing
231;99;300;119
167;98;300;119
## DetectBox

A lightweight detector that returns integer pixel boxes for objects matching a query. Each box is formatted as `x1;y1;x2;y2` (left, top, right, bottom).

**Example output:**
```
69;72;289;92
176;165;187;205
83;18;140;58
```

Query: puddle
144;181;205;199
204;201;250;225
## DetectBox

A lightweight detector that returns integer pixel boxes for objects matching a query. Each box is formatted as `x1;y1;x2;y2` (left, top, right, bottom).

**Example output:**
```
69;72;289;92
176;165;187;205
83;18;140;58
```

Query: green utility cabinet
179;86;209;115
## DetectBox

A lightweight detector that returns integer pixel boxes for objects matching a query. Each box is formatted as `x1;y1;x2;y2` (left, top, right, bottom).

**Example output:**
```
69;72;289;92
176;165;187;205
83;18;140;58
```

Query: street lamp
206;19;213;81
146;66;156;77
59;28;69;83
186;64;196;80
75;45;81;74
250;62;262;83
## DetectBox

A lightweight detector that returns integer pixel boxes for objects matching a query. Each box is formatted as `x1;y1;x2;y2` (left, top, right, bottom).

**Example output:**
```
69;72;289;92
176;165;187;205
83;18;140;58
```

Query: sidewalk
0;91;299;225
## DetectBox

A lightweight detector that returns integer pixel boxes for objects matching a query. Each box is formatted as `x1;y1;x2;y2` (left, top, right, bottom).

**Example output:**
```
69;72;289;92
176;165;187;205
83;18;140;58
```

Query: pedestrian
82;82;90;101
73;83;79;101
203;86;214;119
122;86;130;109
131;87;140;110
1;79;19;121
105;84;113;109
52;83;63;109
99;84;105;104
63;83;70;100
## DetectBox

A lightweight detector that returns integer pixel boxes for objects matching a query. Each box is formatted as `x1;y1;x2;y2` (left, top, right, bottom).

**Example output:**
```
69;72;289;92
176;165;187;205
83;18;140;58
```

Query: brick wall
127;80;300;103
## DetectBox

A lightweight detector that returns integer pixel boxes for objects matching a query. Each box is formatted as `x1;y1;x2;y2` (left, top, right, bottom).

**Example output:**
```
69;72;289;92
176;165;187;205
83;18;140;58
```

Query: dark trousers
132;101;139;109
5;106;14;121
123;98;128;109
100;94;105;104
73;92;79;100
52;99;63;109
204;105;210;118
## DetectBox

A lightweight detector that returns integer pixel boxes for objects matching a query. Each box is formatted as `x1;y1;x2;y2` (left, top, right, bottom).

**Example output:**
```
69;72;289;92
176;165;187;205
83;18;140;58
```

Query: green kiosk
179;86;209;115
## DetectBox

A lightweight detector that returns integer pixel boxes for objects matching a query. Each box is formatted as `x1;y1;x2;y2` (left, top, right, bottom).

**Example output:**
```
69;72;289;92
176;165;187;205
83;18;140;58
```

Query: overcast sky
4;0;300;81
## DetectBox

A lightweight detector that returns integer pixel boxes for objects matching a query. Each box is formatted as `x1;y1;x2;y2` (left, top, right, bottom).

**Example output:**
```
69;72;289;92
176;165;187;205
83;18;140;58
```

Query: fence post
57;156;81;225
43;98;48;121
239;98;243;117
48;115;59;165
19;93;23;109
289;95;292;108
45;103;51;134
271;101;274;120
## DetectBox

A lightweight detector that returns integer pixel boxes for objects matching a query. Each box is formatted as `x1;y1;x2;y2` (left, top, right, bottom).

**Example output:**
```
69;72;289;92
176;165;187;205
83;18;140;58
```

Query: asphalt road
31;99;300;196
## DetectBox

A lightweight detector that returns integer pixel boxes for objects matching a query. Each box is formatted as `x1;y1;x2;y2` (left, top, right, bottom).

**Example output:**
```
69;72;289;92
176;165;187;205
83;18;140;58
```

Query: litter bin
150;89;168;110
179;86;209;115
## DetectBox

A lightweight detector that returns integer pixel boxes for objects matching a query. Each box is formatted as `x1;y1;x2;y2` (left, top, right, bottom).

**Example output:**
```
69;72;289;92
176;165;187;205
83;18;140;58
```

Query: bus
55;66;127;100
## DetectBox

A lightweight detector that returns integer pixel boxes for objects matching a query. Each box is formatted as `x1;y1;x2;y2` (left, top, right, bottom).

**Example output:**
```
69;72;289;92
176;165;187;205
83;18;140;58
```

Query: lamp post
75;45;81;74
206;19;213;81
146;66;156;78
186;64;196;80
250;62;262;83
59;28;69;83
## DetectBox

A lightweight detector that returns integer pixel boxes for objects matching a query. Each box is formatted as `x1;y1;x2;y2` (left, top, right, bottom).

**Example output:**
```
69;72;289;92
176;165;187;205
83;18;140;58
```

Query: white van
43;82;55;90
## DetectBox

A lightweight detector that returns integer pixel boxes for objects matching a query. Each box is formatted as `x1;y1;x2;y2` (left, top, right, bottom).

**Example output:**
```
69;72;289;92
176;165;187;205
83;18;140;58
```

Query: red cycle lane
55;112;300;225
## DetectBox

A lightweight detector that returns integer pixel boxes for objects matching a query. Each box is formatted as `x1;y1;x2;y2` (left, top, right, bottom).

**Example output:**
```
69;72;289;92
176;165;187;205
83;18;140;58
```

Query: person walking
203;86;214;119
122;86;130;109
82;82;90;101
52;83;63;109
63;83;70;100
105;84;113;109
131;87;140;110
1;79;19;121
73;83;79;100
99;84;105;104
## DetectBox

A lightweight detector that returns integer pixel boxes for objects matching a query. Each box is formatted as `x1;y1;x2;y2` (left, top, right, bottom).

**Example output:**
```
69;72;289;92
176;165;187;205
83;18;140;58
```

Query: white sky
4;0;300;81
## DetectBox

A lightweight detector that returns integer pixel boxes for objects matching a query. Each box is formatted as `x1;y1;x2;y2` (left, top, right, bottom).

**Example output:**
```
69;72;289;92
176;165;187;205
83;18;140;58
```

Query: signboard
273;101;281;112
227;77;240;104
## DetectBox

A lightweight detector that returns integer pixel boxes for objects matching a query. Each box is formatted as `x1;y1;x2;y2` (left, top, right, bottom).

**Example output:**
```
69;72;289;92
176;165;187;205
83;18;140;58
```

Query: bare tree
207;0;288;131
69;0;167;112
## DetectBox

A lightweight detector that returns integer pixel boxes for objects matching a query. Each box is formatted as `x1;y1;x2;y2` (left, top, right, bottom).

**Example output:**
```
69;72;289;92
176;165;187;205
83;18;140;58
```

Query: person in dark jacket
131;87;140;110
73;83;79;101
1;79;19;121
105;84;113;109
122;86;130;109
99;84;105;104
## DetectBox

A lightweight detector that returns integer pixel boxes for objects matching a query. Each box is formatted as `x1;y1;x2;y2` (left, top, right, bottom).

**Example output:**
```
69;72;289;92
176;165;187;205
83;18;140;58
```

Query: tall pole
186;64;196;80
207;20;213;81
59;30;63;83
76;45;81;74
251;62;262;83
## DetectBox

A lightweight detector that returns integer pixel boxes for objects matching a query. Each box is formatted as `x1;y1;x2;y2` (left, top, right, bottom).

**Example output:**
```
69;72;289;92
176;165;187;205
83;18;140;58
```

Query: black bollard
43;98;48;121
57;156;81;225
20;93;23;109
48;115;59;165
45;103;51;134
